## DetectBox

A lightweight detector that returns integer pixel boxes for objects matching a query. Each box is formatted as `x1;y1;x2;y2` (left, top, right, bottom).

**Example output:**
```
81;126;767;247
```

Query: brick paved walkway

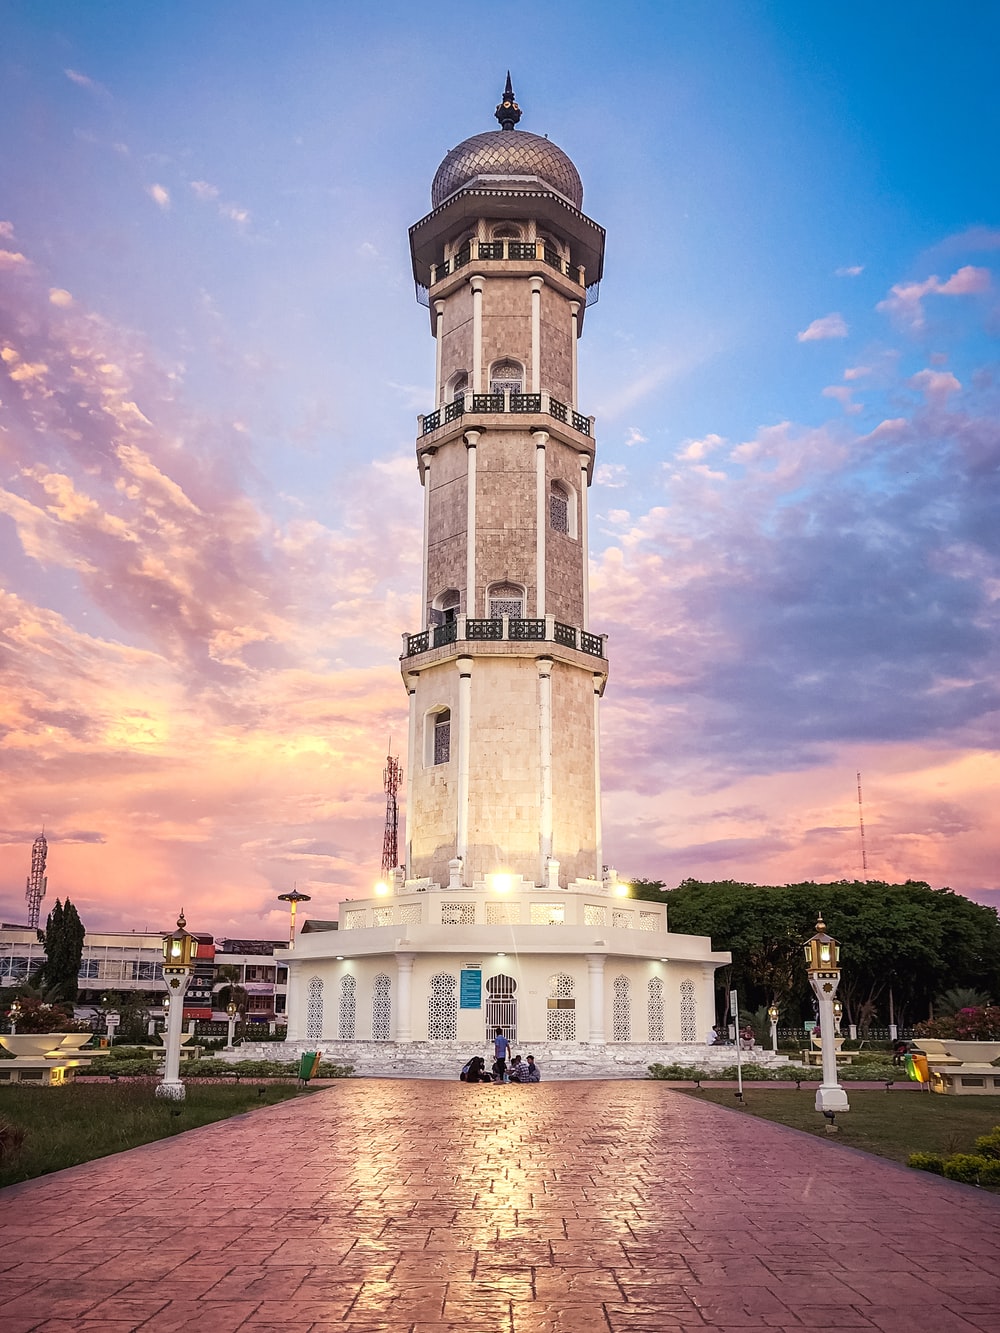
2;1080;999;1332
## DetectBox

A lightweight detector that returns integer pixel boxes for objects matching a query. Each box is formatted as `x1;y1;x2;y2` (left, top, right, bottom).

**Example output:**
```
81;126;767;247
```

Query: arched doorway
485;973;517;1042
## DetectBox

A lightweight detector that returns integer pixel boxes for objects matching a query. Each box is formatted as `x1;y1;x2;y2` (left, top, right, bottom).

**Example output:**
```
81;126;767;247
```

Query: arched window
424;707;451;766
432;589;461;624
488;581;524;620
372;973;392;1040
306;976;324;1041
613;975;631;1042
492;224;522;240
338;975;355;1039
647;977;665;1042
546;972;576;1041
486;973;517;1042
549;479;578;539
446;370;468;401
428;973;458;1039
489;358;524;395
680;979;698;1042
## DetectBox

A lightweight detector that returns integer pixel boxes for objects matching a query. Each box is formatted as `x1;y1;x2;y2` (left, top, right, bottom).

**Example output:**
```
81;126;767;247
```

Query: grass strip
0;1082;307;1189
671;1085;1000;1168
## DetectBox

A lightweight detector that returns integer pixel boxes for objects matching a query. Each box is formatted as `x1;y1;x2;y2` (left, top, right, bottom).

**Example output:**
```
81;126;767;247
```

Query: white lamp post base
155;1079;186;1101
815;1083;850;1113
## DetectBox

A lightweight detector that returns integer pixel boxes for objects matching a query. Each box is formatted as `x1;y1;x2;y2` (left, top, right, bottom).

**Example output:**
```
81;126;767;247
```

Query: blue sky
1;1;999;934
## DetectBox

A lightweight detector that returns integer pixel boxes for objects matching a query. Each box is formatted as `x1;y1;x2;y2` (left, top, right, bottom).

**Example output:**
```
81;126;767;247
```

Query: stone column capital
529;275;545;294
464;430;481;448
533;429;549;448
469;274;486;294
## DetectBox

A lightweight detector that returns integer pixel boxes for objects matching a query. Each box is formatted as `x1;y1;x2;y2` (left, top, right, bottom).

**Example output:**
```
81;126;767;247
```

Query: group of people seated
461;1034;542;1084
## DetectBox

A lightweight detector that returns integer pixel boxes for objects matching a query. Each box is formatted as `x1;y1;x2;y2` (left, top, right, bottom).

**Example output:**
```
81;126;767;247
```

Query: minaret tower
403;77;608;892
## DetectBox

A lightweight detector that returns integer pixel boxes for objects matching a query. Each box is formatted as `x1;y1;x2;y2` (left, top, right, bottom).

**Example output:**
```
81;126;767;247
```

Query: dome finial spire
495;72;521;131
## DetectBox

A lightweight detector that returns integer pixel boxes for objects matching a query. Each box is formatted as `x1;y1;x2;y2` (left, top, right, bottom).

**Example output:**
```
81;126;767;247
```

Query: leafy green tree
38;899;86;1001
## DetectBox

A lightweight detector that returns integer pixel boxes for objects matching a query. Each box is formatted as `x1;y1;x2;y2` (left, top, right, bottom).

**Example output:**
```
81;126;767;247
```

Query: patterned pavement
1;1079;999;1332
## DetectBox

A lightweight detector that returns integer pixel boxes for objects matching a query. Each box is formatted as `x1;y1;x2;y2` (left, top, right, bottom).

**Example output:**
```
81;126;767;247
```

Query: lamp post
156;911;198;1101
277;887;311;950
225;1001;238;1051
803;915;850;1116
9;998;22;1035
767;1003;779;1054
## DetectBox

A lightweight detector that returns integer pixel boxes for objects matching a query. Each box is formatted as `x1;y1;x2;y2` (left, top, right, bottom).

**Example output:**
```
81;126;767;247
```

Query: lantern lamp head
803;914;841;973
767;1004;779;1022
162;910;198;969
226;1001;238;1018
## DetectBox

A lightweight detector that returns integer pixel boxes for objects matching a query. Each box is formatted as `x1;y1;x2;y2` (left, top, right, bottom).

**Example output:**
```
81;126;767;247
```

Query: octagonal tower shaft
401;114;608;894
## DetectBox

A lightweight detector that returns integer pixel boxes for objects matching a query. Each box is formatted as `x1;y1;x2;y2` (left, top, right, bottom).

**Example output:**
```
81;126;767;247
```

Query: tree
37;899;86;1001
656;878;1000;1031
213;964;248;1015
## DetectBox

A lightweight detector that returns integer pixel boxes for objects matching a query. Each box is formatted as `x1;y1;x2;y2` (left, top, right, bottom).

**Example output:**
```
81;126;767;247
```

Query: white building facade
279;82;729;1076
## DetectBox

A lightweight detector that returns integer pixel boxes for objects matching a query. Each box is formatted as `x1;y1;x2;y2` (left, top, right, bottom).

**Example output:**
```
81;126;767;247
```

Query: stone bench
800;1037;854;1066
911;1039;963;1066
930;1064;1000;1096
0;1058;92;1086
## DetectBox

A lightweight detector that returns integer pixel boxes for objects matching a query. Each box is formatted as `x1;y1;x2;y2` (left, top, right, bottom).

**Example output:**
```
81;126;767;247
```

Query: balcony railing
403;615;607;660
420;390;592;437
431;239;585;287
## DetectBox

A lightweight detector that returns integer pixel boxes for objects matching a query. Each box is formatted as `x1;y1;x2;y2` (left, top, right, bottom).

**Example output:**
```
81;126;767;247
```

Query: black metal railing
453;242;471;269
404;619;606;659
478;241;504;260
430;240;588;288
508;241;536;261
509;617;545;640
421;391;591;438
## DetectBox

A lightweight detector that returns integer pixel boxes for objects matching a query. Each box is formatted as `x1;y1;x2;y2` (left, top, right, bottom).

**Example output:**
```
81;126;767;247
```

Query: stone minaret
402;78;608;893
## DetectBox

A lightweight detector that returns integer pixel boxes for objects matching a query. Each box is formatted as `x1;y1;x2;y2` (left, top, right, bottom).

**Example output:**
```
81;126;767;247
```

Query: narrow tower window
488;582;524;619
550;482;569;535
433;709;451;765
489;358;524;395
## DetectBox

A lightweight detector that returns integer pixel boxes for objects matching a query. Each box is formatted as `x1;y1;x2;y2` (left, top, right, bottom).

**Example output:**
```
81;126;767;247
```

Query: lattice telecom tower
856;771;869;881
25;831;48;930
381;749;402;878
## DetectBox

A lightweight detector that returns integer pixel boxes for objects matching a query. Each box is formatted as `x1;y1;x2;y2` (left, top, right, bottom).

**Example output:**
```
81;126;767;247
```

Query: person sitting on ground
461;1056;492;1083
509;1054;526;1082
525;1054;540;1082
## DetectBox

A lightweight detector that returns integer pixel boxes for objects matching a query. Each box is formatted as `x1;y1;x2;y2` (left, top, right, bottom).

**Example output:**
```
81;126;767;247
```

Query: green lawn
0;1082;308;1189
672;1086;1000;1167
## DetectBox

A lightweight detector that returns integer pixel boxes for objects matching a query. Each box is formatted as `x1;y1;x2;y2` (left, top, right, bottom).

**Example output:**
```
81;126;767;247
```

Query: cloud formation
797;312;848;342
877;265;990;331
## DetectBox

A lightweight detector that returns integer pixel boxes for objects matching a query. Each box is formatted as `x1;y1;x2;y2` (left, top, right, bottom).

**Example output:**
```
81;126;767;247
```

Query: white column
586;954;606;1045
533;430;548;617
464;431;480;617
538;657;554;883
530;276;544;392
579;453;590;629
420;451;434;623
569;300;580;408
811;976;850;1114
434;301;446;407
405;674;418;876
470;276;485;391
395;952;415;1042
456;656;473;880
156;971;192;1101
593;674;604;882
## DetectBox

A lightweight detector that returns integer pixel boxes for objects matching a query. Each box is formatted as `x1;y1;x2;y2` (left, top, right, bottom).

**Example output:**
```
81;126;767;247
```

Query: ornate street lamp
277;887;311;950
156;911;198;1101
225;1001;238;1051
767;1003;779;1054
803;915;850;1116
9;997;22;1035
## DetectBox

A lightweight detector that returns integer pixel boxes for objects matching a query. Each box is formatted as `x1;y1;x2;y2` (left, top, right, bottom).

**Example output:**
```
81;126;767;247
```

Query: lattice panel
343;909;367;931
547;1007;576;1040
679;979;697;1042
584;905;607;926
434;719;451;764
486;973;517;997
611;910;634;929
442;901;476;925
306;976;324;1041
428;973;457;1040
486;902;520;925
613;975;631;1042
550;493;569;534
548;972;575;999
338;975;356;1039
397;903;422;925
372;973;391;1041
489;598;523;618
531;903;565;925
372;907;392;927
647;978;665;1041
638;912;659;932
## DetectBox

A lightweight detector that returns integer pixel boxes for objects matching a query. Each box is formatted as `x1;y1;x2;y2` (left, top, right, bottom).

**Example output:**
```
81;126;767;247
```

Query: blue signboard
460;967;482;1009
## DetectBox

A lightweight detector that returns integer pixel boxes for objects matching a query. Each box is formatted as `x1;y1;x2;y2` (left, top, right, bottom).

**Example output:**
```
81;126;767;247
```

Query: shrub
0;1119;26;1163
648;1063;708;1080
717;1063;779;1080
908;1152;945;1174
973;1129;1000;1161
942;1154;992;1184
914;1006;1000;1041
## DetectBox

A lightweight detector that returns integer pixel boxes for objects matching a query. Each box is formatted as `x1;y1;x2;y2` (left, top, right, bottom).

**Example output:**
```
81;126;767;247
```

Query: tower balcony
419;390;593;440
402;614;607;664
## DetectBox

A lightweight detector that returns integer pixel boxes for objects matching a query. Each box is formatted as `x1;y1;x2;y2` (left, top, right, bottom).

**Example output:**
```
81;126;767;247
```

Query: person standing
493;1027;511;1080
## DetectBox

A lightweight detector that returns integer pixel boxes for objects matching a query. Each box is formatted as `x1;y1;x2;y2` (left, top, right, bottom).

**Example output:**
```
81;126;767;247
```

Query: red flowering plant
4;997;88;1034
914;1006;1000;1041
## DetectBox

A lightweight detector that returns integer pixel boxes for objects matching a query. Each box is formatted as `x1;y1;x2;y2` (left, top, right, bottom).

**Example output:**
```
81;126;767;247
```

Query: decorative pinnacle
177;909;186;930
495;72;521;131
815;914;826;933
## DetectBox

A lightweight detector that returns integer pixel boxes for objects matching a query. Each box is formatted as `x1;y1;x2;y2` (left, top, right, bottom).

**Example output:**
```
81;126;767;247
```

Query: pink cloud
877;265;991;331
797;312;848;342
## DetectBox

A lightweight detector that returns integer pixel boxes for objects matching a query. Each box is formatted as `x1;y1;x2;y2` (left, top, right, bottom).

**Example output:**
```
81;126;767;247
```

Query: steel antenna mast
856;771;869;882
381;744;402;879
25;831;48;930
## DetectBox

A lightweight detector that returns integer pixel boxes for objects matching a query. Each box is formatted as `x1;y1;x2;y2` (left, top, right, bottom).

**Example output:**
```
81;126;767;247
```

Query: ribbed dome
431;130;583;210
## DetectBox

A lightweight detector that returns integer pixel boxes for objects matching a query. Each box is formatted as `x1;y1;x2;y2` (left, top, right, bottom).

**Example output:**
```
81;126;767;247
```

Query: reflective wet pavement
1;1079;999;1332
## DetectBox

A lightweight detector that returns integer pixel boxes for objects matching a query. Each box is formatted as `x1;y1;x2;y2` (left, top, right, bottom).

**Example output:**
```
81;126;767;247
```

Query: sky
1;1;999;938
